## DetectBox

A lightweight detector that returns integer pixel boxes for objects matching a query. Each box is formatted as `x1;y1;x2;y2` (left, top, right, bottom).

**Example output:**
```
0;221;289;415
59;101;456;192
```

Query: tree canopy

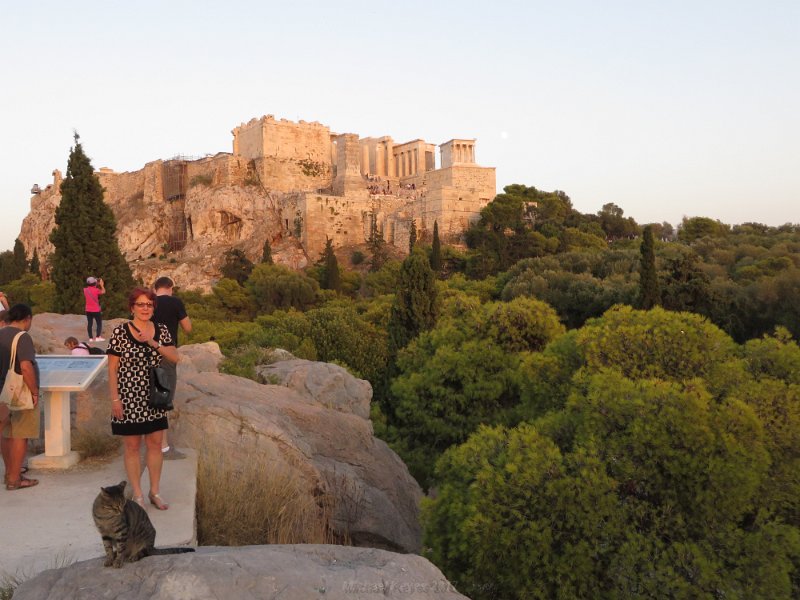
49;133;134;315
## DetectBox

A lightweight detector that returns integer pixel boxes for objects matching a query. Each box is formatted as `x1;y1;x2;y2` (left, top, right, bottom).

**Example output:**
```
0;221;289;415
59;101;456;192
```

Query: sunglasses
133;302;154;308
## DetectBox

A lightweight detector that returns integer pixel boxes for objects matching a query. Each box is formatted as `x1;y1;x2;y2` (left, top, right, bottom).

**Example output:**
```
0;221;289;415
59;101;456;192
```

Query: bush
189;174;213;187
350;250;365;265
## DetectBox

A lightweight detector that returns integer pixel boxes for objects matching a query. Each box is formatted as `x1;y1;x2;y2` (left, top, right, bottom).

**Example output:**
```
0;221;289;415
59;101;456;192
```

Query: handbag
0;331;35;411
148;362;176;411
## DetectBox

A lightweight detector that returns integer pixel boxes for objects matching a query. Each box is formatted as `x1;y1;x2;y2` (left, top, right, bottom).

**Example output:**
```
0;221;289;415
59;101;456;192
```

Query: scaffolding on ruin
162;160;189;252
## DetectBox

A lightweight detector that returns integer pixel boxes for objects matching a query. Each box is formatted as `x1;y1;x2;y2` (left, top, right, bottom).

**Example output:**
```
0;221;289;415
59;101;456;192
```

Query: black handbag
148;363;176;411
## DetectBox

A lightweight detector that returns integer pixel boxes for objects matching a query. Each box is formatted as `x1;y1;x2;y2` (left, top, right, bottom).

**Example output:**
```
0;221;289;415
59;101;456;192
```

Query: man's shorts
2;404;41;439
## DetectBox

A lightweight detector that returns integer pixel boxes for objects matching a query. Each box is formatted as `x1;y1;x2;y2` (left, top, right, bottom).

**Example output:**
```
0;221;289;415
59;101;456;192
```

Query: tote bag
0;331;34;411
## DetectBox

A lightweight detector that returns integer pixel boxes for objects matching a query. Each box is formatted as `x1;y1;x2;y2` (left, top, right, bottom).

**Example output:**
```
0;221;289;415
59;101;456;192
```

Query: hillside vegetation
3;183;799;598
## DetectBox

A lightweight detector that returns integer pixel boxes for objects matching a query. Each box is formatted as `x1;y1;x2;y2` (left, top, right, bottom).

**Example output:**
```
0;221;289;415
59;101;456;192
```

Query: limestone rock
257;359;372;419
171;368;421;552
34;314;422;553
177;342;224;375
13;545;470;600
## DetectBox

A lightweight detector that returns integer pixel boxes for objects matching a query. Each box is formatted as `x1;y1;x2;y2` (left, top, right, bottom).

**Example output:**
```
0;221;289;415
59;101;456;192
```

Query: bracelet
112;399;122;403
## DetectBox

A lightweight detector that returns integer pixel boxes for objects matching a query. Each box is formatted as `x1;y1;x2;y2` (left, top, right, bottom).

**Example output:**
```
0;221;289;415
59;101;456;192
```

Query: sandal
3;467;28;485
6;476;39;491
132;495;146;509
149;492;169;510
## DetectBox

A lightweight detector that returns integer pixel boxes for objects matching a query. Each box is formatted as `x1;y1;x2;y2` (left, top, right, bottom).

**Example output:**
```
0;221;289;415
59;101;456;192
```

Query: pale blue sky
1;0;798;251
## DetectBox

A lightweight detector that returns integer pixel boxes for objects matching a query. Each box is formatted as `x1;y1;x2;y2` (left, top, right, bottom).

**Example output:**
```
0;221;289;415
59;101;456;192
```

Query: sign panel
36;355;108;392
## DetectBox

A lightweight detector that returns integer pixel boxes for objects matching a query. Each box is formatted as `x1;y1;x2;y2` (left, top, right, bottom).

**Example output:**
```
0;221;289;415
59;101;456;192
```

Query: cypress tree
12;238;28;280
368;211;388;272
261;239;274;264
430;220;442;273
408;219;417;254
387;248;439;357
29;249;40;277
383;248;439;420
220;248;254;285
0;251;13;285
50;133;134;315
638;225;659;309
320;238;341;292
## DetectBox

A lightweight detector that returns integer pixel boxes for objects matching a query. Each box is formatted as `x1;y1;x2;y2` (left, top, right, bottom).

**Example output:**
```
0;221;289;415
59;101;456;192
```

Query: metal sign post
28;355;108;469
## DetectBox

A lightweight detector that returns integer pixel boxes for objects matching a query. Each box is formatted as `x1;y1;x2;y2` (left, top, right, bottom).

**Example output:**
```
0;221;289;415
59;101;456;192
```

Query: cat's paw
103;557;114;567
112;559;123;568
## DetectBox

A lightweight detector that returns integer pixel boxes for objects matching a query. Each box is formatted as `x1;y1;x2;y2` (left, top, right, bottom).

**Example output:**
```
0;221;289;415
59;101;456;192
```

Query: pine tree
50;133;134;315
430;220;442;273
408;219;417;254
261;239;274;264
11;239;28;280
29;249;40;277
638;225;659;309
320;238;341;292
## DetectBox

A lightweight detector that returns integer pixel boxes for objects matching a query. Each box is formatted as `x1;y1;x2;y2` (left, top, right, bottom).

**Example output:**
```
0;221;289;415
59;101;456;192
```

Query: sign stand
28;355;108;469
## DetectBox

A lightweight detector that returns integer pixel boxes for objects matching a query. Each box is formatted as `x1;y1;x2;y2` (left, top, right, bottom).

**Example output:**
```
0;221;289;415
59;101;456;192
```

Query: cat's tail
147;547;196;556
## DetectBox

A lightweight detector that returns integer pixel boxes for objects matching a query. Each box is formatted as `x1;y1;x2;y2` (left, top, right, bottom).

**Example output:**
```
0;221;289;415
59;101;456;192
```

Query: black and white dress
108;322;173;436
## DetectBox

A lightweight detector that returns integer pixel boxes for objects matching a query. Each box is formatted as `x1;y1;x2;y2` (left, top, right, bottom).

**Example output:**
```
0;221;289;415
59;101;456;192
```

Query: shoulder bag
149;362;176;411
0;332;35;411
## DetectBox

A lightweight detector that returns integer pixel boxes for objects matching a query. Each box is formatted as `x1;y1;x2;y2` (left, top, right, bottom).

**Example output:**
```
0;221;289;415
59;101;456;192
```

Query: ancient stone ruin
19;114;496;290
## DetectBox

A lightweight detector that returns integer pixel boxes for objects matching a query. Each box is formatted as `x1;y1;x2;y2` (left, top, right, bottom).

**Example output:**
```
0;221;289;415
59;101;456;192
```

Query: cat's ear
119;481;127;490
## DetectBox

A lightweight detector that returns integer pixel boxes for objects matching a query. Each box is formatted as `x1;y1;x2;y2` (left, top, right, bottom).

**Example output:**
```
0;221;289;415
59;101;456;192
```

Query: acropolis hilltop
19;114;496;289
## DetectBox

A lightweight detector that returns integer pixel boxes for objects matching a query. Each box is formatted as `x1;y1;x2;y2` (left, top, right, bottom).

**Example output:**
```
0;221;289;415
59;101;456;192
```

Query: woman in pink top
83;276;106;341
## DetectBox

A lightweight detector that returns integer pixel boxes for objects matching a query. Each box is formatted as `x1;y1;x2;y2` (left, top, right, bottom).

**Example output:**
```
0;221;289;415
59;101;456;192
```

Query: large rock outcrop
13;545;470;600
29;313;422;553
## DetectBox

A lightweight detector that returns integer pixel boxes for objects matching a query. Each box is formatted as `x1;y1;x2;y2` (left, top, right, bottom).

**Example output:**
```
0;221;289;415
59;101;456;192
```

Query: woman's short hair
127;287;157;310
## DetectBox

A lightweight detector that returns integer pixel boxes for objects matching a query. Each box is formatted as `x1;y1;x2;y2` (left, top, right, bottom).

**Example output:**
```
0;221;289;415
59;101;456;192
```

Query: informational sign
36;355;108;392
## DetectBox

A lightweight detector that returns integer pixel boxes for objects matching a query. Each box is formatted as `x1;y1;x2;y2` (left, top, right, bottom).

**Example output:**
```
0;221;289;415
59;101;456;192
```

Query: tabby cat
92;480;195;568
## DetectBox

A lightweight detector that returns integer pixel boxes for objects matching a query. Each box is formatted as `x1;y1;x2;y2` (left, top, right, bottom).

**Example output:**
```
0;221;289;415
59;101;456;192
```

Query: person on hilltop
83;276;106;342
1;304;41;490
152;276;192;460
107;288;178;510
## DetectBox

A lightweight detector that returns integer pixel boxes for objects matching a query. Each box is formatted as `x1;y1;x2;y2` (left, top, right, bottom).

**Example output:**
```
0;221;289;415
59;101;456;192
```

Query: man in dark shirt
153;277;192;460
1;304;41;490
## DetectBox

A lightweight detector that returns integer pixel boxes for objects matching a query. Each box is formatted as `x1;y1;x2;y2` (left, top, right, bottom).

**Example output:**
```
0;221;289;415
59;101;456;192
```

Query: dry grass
0;551;75;599
196;448;336;546
72;427;121;459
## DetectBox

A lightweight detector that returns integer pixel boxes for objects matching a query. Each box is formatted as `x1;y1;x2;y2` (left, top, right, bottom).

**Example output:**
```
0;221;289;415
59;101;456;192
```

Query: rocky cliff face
19;160;309;292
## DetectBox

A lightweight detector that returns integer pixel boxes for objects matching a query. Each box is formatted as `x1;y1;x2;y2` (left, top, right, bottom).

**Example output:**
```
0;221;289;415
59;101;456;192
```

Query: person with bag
153;276;192;460
0;304;40;491
107;288;177;510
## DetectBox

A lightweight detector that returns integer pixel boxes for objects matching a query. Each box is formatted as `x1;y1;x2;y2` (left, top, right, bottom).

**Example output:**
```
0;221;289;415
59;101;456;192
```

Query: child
64;337;91;356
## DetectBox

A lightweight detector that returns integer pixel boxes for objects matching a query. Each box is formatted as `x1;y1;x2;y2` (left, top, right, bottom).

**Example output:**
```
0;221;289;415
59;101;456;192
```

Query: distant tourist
63;336;105;356
83;276;105;342
107;287;178;510
1;304;40;490
0;291;8;324
153;276;192;460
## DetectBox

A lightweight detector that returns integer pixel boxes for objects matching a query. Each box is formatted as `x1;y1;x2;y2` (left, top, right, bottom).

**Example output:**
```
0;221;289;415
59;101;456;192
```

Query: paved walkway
0;448;197;580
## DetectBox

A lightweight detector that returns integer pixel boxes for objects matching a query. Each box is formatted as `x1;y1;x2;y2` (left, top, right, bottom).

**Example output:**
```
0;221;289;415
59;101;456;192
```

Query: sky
1;0;798;252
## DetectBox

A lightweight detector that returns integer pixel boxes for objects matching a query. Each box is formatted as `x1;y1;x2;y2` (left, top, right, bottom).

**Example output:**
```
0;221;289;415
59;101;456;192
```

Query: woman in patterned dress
107;287;178;510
